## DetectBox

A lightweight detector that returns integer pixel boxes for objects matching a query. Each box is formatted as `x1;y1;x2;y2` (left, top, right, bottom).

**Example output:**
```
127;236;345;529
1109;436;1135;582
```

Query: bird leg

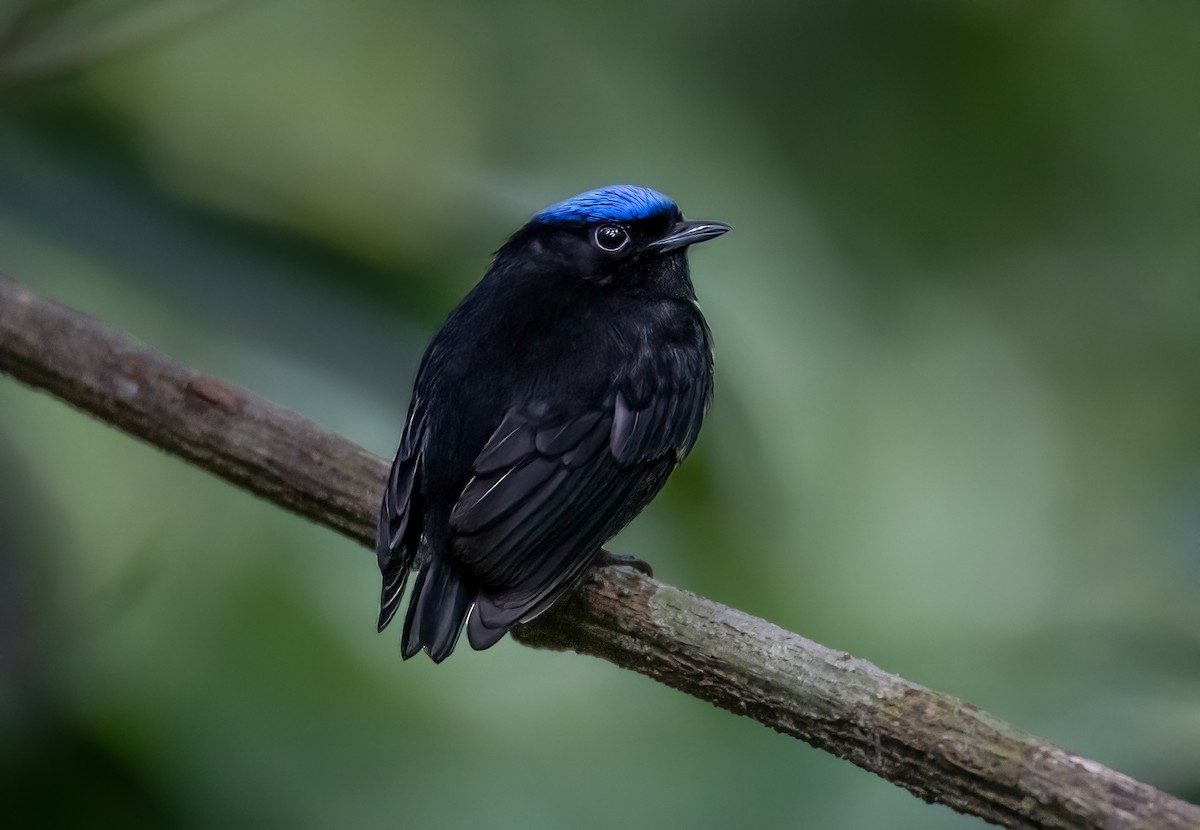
595;548;654;578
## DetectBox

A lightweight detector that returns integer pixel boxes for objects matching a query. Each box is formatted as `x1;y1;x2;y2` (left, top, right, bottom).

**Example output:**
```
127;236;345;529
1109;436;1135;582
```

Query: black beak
650;220;731;253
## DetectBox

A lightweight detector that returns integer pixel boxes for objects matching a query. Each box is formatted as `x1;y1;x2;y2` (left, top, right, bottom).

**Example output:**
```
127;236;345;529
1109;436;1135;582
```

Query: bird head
498;185;730;295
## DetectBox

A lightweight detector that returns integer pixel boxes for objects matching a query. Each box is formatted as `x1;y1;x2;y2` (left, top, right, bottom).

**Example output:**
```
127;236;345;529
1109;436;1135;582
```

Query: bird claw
595;548;654;578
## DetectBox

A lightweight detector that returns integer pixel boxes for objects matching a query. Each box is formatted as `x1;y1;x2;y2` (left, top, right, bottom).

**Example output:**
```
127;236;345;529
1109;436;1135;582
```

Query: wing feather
376;402;428;632
452;456;569;536
610;345;710;465
444;337;711;649
473;409;536;474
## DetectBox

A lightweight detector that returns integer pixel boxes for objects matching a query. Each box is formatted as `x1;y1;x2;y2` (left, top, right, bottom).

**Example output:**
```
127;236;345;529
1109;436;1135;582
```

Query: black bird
377;185;729;661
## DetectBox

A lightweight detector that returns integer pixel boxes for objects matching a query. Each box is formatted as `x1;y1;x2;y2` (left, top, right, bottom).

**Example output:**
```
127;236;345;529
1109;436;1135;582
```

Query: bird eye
593;224;630;253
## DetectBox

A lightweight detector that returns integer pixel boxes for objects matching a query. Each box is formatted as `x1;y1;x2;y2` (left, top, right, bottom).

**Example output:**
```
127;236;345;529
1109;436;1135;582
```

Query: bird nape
376;184;730;662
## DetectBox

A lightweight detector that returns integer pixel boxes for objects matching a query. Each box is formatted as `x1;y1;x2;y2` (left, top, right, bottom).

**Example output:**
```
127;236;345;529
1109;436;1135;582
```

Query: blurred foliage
2;1;1199;827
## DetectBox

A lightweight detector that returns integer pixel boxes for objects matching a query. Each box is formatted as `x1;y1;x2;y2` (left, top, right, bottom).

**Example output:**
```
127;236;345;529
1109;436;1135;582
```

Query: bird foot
595;548;654;578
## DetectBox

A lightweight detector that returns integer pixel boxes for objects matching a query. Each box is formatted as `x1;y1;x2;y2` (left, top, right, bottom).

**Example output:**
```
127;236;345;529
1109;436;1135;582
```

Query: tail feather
376;546;409;633
466;609;509;651
400;566;430;660
401;558;473;662
466;551;595;651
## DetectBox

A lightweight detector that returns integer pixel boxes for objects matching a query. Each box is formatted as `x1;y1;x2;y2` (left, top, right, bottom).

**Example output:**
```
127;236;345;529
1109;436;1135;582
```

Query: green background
2;1;1198;827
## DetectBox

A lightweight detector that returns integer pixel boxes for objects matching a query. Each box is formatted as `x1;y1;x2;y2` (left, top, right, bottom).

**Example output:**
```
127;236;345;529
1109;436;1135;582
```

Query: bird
376;184;729;662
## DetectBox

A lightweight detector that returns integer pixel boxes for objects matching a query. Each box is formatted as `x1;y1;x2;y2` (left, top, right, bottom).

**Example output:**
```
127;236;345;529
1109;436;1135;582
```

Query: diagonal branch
0;273;1196;830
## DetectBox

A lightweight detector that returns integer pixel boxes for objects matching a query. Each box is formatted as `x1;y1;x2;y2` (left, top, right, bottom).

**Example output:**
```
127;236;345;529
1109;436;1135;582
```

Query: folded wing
452;346;710;649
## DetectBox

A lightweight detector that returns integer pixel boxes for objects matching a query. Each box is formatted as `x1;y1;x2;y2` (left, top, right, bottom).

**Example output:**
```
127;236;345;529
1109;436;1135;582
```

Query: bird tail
401;556;473;663
376;543;409;633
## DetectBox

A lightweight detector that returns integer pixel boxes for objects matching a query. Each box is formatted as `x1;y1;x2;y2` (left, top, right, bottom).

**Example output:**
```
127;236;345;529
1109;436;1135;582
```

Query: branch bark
1;273;1196;830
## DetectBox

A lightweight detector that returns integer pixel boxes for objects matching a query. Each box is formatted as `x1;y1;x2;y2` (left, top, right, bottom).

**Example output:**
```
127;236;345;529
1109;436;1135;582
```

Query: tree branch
1;273;1195;830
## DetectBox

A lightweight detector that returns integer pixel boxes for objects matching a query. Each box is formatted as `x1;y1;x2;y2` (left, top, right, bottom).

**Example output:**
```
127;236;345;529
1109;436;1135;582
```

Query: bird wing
450;347;710;641
376;399;428;631
610;342;711;465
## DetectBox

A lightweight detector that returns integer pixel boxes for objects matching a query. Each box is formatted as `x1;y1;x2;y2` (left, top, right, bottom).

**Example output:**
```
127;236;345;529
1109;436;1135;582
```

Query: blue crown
532;185;678;225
